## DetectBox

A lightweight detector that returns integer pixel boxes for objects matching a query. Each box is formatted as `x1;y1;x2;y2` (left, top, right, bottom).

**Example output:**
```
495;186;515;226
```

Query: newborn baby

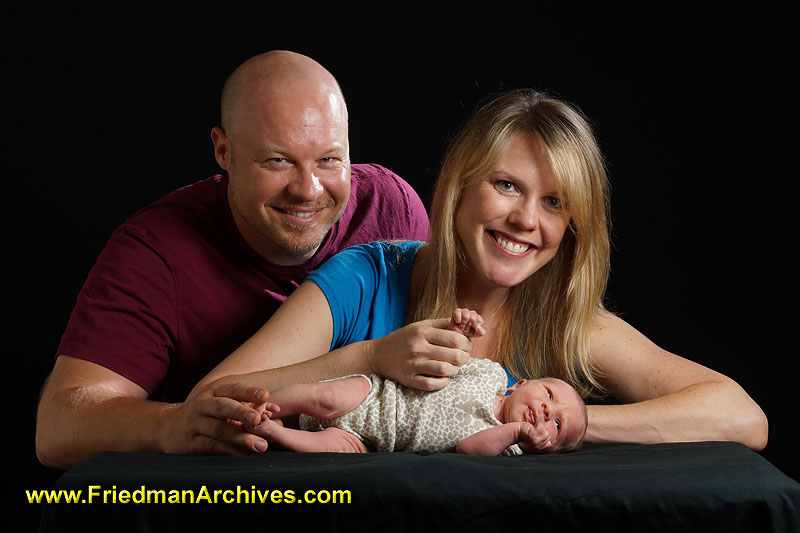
246;309;587;455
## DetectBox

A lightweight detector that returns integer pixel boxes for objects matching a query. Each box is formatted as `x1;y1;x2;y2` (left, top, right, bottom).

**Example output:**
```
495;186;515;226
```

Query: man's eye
555;419;561;432
319;157;340;166
264;157;288;166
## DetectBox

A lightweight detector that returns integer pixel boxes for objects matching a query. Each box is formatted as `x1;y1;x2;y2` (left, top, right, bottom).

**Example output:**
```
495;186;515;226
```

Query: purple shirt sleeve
55;166;430;401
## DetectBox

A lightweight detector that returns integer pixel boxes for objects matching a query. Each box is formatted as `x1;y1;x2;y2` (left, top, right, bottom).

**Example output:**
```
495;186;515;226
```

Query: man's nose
287;166;324;201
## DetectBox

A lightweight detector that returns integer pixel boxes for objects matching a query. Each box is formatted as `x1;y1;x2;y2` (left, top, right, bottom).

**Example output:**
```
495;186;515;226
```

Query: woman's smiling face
455;132;571;290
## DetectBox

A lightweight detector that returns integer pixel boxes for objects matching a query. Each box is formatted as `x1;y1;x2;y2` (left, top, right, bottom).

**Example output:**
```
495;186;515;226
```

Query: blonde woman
188;90;767;455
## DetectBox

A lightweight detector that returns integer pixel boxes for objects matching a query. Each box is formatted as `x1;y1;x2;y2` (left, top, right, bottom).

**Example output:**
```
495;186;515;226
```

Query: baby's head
503;377;587;452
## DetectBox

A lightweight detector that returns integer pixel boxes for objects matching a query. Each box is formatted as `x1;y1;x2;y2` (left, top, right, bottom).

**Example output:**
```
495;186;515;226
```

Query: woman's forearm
585;379;768;451
191;316;475;401
190;340;375;400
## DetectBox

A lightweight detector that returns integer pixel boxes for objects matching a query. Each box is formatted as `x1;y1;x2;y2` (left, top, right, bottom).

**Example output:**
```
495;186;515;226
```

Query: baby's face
503;378;585;450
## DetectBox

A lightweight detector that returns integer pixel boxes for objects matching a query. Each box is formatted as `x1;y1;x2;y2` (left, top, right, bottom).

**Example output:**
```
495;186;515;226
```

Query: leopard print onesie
299;358;522;455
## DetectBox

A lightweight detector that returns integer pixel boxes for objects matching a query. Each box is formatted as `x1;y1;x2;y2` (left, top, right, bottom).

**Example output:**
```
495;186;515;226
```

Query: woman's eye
555;419;561;432
495;180;517;193
545;196;562;209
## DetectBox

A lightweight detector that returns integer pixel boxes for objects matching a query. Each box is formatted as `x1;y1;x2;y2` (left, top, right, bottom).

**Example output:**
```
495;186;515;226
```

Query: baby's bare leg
268;376;371;419
249;418;368;453
449;308;486;338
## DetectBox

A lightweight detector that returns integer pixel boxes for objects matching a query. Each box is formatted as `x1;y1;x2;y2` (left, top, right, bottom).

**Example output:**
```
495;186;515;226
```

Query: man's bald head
220;50;347;139
211;51;352;266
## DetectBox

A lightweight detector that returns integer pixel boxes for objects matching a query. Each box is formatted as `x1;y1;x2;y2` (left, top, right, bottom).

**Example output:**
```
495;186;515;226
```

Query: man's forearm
585;380;768;450
36;388;171;469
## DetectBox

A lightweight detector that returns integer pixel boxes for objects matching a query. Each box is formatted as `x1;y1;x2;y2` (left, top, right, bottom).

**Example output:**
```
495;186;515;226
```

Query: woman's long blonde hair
414;89;611;397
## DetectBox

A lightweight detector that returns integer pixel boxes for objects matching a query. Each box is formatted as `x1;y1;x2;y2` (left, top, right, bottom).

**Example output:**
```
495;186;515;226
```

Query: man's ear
211;126;231;170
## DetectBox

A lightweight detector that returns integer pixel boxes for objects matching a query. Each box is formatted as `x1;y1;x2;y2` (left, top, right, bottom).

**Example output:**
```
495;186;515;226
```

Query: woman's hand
366;318;473;391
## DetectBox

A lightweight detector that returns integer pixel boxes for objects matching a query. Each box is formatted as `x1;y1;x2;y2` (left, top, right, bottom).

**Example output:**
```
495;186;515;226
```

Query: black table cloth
39;442;799;532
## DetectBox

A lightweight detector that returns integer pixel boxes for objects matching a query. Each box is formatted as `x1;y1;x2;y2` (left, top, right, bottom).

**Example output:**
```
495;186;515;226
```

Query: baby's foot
226;401;279;428
254;401;279;421
246;415;284;439
449;308;486;338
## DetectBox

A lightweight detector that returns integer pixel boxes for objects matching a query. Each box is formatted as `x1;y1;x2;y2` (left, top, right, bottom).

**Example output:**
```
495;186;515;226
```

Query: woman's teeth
494;233;530;254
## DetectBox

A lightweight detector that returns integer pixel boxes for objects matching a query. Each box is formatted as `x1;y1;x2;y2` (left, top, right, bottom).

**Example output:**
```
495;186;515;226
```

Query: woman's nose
508;199;538;231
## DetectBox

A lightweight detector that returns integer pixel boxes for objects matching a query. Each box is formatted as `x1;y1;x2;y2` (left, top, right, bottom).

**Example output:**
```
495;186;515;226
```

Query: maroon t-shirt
57;164;429;402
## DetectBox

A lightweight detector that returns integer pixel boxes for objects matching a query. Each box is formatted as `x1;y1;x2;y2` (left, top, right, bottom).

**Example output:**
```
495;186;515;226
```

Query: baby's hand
449;308;486;338
518;422;552;453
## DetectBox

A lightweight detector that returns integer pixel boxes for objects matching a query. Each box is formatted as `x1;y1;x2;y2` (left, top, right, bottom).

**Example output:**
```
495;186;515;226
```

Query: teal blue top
307;241;518;388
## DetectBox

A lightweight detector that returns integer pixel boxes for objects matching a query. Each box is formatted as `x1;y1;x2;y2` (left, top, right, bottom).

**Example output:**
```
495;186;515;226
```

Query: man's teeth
494;234;530;254
285;210;315;218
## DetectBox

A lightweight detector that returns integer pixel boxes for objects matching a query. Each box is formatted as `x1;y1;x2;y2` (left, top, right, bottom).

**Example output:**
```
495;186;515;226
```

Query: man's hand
36;357;272;469
366;318;473;391
159;381;271;456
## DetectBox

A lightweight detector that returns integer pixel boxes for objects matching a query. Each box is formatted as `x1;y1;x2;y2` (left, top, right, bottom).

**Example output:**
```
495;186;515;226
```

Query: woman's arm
188;280;473;400
189;280;363;400
585;311;768;450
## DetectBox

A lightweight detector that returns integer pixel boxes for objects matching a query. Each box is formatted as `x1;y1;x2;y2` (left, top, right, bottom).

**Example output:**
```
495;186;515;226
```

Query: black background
8;4;795;523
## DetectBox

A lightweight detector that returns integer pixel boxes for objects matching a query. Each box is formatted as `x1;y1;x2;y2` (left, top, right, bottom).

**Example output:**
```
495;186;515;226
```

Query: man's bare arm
35;356;268;469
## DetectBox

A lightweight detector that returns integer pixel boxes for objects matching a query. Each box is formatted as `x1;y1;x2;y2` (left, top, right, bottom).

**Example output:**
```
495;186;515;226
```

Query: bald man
36;51;429;468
